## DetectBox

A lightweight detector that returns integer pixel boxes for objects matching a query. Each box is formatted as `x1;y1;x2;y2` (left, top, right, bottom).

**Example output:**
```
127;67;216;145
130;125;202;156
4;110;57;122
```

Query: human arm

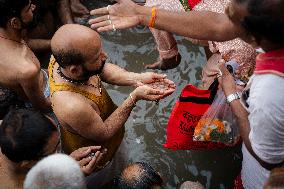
58;0;74;24
69;146;105;175
218;61;283;170
101;63;175;88
26;39;51;52
89;0;241;42
61;85;172;142
20;66;51;112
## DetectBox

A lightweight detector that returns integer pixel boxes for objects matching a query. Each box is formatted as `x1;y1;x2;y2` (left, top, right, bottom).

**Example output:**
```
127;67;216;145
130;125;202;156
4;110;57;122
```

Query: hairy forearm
99;96;135;140
27;39;51;52
58;0;74;24
101;63;137;86
136;6;238;42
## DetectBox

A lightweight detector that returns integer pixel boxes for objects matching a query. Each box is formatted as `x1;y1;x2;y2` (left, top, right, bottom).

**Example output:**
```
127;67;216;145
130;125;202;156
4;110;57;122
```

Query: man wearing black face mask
49;24;175;188
0;0;51;116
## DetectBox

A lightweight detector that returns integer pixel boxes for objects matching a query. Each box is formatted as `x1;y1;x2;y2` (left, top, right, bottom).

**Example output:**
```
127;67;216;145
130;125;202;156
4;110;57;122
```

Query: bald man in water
49;24;175;187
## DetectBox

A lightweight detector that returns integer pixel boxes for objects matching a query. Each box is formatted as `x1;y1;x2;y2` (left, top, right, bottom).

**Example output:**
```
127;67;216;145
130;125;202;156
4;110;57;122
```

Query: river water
81;1;242;188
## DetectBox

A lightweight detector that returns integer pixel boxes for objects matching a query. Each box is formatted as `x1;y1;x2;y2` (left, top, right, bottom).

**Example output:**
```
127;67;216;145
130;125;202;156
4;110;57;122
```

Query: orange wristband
148;7;157;28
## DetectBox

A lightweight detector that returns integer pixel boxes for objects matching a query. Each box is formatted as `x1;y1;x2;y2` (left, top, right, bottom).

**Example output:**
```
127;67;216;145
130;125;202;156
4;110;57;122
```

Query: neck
1;154;30;175
0;27;23;44
60;67;89;83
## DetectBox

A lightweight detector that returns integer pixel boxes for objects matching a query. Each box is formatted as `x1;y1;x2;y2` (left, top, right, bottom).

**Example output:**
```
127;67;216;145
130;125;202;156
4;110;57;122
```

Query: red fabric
254;48;284;77
164;83;227;150
188;0;202;9
233;174;244;189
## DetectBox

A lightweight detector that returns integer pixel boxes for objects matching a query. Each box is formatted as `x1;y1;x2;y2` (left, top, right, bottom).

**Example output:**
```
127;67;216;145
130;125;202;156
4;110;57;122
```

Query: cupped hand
218;59;237;96
89;0;140;32
69;146;106;175
135;72;175;88
132;84;175;102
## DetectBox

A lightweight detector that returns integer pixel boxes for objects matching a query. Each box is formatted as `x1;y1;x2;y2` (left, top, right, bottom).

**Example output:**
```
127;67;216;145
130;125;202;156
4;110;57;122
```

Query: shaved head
114;162;163;189
51;24;102;68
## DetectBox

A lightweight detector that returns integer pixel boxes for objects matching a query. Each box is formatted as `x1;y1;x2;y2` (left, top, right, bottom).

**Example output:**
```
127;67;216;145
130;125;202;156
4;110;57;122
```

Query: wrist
130;92;137;105
226;92;242;103
137;5;152;26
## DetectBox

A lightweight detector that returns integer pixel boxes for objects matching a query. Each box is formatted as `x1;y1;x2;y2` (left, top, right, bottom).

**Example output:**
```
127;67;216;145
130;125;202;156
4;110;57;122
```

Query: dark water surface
82;1;242;188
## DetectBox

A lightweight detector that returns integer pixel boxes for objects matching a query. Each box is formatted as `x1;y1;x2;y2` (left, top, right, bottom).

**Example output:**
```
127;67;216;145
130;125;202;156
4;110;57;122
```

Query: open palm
89;0;141;32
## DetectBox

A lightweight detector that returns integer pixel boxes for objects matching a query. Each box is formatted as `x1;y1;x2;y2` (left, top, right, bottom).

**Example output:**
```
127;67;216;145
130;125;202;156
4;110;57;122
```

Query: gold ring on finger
108;19;112;25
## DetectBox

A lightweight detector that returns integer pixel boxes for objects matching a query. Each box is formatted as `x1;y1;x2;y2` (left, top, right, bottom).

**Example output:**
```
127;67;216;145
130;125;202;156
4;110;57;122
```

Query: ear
9;18;22;29
69;65;83;76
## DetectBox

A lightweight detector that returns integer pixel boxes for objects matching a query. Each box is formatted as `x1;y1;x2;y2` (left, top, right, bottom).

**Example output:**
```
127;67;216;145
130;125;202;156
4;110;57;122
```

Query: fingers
81;151;101;175
89;15;109;25
70;147;91;160
79;156;92;167
90;7;108;15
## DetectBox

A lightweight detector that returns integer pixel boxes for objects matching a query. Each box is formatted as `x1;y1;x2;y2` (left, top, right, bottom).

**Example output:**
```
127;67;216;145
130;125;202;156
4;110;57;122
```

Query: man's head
51;24;107;79
0;0;36;29
0;108;59;163
114;162;163;189
24;154;86;189
227;0;284;49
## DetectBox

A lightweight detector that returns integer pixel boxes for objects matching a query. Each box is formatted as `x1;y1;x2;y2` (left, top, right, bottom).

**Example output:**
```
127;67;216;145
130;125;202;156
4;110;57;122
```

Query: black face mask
81;59;106;79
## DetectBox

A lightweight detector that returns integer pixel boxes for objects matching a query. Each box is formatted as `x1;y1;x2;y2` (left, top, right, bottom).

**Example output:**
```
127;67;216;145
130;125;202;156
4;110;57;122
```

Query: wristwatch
226;92;242;103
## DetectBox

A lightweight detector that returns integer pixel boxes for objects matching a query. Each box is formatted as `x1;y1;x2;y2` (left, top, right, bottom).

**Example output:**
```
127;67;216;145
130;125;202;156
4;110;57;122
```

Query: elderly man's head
51;24;107;79
0;108;59;163
114;162;163;189
24;154;86;189
0;0;36;29
227;0;284;49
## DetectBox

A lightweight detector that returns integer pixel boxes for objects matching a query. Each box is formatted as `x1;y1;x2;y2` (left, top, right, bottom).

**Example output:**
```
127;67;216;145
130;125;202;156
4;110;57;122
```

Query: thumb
152;73;167;79
217;59;229;75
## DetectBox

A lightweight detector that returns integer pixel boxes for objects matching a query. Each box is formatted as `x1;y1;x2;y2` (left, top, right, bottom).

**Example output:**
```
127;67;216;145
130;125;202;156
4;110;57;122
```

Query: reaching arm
101;63;173;87
26;39;51;53
58;0;74;24
89;0;241;42
62;85;168;142
218;62;282;170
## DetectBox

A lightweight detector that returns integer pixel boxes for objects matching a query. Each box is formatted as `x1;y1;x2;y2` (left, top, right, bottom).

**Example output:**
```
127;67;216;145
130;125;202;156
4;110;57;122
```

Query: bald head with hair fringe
51;24;102;68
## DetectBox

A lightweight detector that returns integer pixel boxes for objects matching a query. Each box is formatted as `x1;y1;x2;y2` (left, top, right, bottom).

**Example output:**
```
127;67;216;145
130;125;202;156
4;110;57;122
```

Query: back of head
264;168;284;189
239;0;284;46
51;24;102;68
114;162;163;189
0;0;29;28
24;153;86;189
0;108;57;163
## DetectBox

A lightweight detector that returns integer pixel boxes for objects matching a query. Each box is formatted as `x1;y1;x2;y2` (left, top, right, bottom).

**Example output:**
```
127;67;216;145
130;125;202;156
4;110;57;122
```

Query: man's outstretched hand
89;0;141;32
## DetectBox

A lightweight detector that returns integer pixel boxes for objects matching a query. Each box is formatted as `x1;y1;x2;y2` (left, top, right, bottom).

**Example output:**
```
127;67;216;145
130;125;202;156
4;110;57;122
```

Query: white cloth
241;74;284;189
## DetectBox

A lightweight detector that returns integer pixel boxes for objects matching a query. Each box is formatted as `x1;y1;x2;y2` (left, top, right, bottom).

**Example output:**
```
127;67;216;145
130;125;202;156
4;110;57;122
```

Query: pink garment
146;0;256;78
193;0;257;78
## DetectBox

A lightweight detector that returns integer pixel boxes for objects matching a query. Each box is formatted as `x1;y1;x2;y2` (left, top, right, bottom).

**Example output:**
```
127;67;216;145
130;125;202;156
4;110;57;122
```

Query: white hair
24;153;86;189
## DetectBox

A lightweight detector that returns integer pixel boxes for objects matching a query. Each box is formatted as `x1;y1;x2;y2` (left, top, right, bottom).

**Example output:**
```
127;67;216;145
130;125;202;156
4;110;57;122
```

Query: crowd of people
0;0;283;188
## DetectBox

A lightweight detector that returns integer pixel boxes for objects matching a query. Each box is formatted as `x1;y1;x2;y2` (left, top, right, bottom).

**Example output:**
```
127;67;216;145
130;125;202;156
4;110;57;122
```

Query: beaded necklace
57;66;102;94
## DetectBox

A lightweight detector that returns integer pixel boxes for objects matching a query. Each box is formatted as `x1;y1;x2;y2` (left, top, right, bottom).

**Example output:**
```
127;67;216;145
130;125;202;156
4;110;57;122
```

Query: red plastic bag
164;80;226;150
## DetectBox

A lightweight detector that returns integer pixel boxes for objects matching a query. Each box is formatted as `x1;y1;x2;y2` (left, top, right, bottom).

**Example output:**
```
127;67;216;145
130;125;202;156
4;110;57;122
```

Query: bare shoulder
52;92;95;125
18;60;40;81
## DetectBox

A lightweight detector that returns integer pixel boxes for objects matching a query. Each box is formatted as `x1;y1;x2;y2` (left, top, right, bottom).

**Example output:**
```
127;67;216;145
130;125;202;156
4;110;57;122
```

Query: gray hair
24;154;86;189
